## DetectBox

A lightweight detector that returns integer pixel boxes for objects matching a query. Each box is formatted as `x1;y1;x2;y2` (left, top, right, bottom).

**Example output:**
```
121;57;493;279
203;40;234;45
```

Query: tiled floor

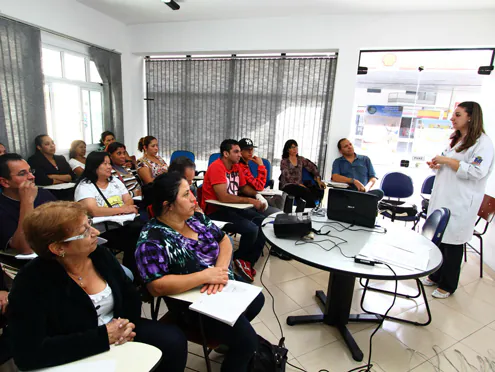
141;240;495;372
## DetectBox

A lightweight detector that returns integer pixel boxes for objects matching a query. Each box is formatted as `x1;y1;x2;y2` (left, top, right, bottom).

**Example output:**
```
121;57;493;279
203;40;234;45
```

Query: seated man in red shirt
238;138;285;212
201;139;266;282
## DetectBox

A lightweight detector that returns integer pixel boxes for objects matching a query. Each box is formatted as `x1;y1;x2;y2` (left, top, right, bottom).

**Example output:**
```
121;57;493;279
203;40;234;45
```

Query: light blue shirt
332;154;376;185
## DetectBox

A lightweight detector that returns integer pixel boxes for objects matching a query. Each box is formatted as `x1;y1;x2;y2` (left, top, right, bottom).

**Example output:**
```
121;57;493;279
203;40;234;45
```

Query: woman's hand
120;205;138;214
432;155;449;165
0;291;9;315
426;161;441;170
106;318;136;346
201;283;225;295
201;267;229;286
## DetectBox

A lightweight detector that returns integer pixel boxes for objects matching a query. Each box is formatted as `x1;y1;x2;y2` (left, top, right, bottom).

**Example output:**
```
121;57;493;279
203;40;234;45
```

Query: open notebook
188;281;262;327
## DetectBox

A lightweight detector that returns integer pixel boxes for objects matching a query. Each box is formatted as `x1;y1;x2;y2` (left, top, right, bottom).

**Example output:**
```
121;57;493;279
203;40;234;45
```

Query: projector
273;213;312;238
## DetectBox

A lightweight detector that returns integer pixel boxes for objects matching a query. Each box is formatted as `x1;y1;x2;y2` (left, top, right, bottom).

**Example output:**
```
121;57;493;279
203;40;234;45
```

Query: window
42;46;104;149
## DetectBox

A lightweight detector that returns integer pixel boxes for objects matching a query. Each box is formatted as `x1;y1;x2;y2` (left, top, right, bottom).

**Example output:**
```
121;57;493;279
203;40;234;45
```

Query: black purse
250;336;288;372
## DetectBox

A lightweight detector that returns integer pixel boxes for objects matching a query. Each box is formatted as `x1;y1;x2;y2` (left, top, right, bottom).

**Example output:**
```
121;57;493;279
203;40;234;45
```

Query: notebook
188;281;262;327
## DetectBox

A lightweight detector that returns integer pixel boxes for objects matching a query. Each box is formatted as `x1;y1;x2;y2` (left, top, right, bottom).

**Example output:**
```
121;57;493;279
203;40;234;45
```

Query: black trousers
428;243;464;293
101;221;144;279
134;318;188;372
281;184;324;208
208;208;266;265
168;292;265;372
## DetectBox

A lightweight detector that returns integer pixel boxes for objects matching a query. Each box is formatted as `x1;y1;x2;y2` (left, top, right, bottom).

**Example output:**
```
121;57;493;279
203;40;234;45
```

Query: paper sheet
358;242;429;270
188;281;262;326
212;220;231;230
40;182;76;190
92;214;137;226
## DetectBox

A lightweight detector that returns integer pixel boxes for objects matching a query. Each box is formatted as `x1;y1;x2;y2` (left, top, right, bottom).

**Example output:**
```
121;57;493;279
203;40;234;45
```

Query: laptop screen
326;188;378;228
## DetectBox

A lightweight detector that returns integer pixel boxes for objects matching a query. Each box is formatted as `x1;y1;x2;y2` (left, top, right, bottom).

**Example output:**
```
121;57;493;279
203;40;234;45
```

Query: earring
59;252;65;258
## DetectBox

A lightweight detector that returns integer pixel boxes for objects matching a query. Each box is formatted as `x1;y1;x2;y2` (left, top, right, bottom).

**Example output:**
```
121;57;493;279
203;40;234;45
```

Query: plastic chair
360;207;450;326
413;175;436;229
208;153;221;166
248;158;274;189
464;194;495;278
170;150;195;163
379;172;419;226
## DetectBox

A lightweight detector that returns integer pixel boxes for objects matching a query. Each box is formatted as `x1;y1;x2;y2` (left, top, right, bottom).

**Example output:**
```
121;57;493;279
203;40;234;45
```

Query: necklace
68;272;86;288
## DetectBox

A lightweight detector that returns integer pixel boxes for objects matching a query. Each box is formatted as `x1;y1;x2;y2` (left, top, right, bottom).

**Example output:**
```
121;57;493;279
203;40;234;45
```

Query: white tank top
88;283;115;326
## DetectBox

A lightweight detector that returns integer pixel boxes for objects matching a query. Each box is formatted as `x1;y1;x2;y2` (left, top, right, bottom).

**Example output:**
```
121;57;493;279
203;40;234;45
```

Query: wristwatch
350;178;355;184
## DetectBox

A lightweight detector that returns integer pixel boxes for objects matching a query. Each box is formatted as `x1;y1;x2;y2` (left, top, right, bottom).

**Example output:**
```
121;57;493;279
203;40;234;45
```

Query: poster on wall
362;105;403;155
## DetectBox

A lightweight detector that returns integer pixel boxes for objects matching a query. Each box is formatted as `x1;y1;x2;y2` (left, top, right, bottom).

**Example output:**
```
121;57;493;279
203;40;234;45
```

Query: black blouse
27;152;76;186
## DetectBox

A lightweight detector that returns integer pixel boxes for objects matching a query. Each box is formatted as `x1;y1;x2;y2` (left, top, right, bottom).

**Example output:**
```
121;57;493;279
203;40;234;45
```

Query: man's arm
212;183;260;206
365;177;377;192
8;181;38;254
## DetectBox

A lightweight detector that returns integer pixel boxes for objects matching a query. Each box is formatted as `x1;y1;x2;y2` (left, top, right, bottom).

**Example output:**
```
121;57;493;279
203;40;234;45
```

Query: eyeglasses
13;169;35;177
63;219;94;243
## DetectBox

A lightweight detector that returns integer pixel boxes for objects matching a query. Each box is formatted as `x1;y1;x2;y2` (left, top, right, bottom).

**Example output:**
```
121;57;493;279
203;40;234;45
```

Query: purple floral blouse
135;214;234;284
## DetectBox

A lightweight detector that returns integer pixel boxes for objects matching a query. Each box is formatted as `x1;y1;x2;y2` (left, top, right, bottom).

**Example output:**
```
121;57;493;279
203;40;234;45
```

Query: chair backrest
170;150;195;163
208;153;221;166
197;184;203;206
381;172;414;199
302;167;316;185
248;158;273;188
421;207;450;246
478;194;495;222
421;175;435;195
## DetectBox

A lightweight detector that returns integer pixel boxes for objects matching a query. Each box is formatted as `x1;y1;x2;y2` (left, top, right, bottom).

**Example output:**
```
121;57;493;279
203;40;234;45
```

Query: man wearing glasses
0;153;56;254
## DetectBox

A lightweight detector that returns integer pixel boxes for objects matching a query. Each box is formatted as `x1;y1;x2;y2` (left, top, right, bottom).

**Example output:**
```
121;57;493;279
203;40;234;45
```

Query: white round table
31;342;162;372
262;213;442;362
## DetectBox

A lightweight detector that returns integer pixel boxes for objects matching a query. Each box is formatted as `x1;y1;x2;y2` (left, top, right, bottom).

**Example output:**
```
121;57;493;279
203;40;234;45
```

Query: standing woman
137;136;168;185
69;140;87;177
423;101;494;298
279;139;326;208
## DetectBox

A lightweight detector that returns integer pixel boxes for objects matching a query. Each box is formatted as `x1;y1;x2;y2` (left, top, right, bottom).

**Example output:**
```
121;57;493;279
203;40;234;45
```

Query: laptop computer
326;188;378;228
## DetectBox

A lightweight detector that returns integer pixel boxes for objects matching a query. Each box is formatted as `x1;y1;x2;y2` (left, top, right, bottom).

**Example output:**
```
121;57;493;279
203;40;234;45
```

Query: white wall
126;10;495;269
0;0;138;152
125;10;495;170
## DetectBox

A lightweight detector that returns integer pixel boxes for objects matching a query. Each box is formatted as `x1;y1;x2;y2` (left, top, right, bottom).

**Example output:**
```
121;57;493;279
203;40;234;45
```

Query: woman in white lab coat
423;101;494;298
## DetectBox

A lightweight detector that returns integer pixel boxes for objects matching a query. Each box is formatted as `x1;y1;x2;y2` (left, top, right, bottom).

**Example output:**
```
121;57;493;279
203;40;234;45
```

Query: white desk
31;342;162;372
262;213;442;362
39;183;76;190
205;200;253;209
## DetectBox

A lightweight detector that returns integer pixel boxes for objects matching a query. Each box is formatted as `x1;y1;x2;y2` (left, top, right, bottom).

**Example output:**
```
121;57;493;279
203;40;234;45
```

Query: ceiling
77;0;495;25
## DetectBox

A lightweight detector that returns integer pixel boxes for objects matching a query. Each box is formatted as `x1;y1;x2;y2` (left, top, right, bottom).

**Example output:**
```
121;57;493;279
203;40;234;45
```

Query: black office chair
359;207;450;326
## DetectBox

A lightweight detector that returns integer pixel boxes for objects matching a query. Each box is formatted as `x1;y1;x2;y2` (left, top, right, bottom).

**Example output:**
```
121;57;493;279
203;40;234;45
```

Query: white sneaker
420;277;437;287
432;289;451;299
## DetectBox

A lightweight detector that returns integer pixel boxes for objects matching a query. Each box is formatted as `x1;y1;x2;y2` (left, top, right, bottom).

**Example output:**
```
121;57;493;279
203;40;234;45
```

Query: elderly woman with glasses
7;201;187;372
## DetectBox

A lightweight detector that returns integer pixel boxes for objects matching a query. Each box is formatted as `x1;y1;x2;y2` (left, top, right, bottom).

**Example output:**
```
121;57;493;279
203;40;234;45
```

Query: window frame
42;44;104;149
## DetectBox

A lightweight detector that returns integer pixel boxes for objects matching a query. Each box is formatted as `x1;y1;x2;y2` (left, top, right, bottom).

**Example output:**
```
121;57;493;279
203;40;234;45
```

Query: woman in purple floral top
279;139;327;207
135;172;264;372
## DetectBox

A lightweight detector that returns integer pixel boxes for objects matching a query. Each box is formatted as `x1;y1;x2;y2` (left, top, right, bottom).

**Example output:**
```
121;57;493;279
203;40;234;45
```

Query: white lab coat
428;133;494;245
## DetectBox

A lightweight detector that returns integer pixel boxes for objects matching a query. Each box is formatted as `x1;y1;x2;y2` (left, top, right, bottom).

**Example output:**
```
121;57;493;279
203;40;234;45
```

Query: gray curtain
0;17;46;158
145;56;337;176
89;47;124;143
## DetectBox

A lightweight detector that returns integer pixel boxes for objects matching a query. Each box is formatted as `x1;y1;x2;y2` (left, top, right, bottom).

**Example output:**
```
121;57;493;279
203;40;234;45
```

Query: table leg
286;273;381;362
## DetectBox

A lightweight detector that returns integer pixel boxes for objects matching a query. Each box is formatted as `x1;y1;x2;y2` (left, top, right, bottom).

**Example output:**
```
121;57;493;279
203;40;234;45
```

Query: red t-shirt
200;159;246;213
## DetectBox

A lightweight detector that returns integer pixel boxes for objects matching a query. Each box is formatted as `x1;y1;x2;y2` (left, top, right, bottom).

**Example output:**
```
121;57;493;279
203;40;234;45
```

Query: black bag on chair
250;336;288;372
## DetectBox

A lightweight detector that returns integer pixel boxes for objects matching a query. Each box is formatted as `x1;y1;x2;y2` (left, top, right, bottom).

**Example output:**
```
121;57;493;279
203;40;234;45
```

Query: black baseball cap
238;138;257;150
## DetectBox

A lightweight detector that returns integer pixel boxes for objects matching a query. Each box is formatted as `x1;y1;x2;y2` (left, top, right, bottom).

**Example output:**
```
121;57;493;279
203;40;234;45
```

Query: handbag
250;336;288;372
